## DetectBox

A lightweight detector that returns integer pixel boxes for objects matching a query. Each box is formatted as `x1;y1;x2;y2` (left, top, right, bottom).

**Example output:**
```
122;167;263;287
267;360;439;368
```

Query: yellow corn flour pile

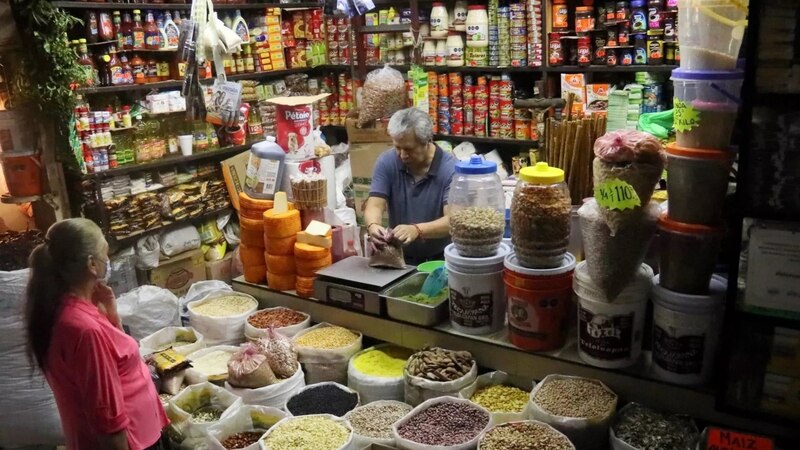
351;346;413;378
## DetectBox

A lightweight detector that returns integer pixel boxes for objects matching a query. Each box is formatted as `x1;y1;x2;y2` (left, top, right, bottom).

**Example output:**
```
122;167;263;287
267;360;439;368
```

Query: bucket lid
417;260;445;273
574;261;654;304
665;142;734;161
505;252;576;277
519;162;564;184
455;154;497;175
445;243;511;268
671;68;745;81
652;274;727;313
658;213;724;235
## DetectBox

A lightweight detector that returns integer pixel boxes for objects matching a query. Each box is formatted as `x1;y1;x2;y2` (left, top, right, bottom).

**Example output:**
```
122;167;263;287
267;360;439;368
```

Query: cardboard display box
350;142;391;185
221;149;251;211
143;248;206;296
205;251;234;284
346;117;392;143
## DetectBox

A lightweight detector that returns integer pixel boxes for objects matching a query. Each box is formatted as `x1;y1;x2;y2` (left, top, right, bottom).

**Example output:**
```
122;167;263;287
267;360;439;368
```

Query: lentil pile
406;347;474;382
346;402;413;439
397;401;489;446
192;295;258;317
613;404;698;450
248;308;307;329
450;207;506;257
480;421;574;450
351;346;413;378
262;416;350;450
191;406;223;423
533;378;616;418
286;384;359;417
294;326;358;349
222;431;265;449
511;184;571;268
471;385;529;413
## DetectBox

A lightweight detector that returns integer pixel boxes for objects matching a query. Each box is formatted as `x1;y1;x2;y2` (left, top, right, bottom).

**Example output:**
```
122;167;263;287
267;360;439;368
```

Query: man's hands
393;224;421;245
368;223;389;250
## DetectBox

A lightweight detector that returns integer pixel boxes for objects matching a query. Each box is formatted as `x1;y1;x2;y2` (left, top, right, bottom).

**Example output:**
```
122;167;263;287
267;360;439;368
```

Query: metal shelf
53;1;322;10
232;278;799;442
434;134;539;148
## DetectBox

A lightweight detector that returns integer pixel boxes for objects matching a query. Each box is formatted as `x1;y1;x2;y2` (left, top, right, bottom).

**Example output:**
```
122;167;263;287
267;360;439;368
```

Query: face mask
104;259;112;283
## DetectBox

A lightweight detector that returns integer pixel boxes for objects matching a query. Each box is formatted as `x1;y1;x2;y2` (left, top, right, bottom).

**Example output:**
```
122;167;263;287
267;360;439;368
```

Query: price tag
673;98;701;132
706;427;773;450
594;179;641;211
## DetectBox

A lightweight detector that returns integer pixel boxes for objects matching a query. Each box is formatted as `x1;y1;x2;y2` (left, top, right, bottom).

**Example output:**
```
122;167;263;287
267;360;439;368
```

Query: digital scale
314;256;415;315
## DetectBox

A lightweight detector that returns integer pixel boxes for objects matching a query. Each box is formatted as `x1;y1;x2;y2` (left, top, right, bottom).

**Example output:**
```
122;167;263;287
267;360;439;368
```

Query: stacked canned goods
318;73;355;126
324;16;352;65
437;73;451;135
473;76;489;136
449;73;464;135
463;75;475;136
509;3;527;67
429;72;439;133
527;0;544;67
487;0;500;66
497;6;511;67
488;75;514;138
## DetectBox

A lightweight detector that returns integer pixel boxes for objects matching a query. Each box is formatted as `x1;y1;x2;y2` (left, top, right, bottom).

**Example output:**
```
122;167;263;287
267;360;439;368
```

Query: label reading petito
653;325;705;374
579;307;634;360
450;288;492;328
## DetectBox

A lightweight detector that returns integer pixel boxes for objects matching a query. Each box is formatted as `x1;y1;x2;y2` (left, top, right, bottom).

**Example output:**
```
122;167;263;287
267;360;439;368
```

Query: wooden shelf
434;134;539;148
112;205;231;246
358;24;412;33
53;1;322;10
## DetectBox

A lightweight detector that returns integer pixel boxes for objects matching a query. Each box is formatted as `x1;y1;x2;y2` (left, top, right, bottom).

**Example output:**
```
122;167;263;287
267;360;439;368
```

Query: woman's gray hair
387;107;434;143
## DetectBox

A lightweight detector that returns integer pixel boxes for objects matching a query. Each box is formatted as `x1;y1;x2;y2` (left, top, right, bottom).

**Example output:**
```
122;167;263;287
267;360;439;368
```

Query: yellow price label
673;98;701;132
595;179;641;210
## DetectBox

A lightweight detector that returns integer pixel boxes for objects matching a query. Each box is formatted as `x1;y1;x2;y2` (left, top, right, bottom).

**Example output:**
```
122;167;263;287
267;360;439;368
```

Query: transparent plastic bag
225;363;306;409
357;64;407;126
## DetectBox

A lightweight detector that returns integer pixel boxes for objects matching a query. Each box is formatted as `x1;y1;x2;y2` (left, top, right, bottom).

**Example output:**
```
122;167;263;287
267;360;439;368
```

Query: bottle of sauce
243;44;255;73
446;31;464;67
157;58;170;81
170;52;186;80
163;12;180;49
113;11;124;48
131;53;146;84
435;39;447;66
422;39;436;65
235;52;245;74
144;10;161;50
146;56;159;83
132;10;145;50
120;12;134;50
453;1;468;31
77;39;98;87
430;3;448;38
107;46;125;86
119;53;134;84
99;11;114;42
86;11;100;44
552;0;568;31
465;5;489;48
247;106;263;139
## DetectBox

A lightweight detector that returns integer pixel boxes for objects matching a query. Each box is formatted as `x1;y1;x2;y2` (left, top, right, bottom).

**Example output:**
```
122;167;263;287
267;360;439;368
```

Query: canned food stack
509;3;527;67
474;75;489;136
463;75;475;136
449;73;464;135
497;6;511;67
428;72;439;133
487;0;500;66
527;0;544;67
437;73;451;135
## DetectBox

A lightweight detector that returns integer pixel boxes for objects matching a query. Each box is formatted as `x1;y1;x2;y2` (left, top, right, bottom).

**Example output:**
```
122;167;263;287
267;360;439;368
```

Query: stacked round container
263;194;302;291
239;192;273;284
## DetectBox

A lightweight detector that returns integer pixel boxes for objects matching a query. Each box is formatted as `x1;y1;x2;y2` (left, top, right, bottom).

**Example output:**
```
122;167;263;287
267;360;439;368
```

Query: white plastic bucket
677;0;749;70
574;261;652;369
651;275;726;386
445;243;511;335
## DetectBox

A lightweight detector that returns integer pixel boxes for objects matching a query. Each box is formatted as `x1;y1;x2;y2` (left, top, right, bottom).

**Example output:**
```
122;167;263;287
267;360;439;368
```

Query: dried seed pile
346;402;413;439
471;385;529;413
479;421;574;450
191;406;223;423
397;401;489;446
450;207;506;257
262;416;350;450
406;347;474;382
511;184;571;268
248;308;307;329
294;326;358;349
192;295;257;317
222;430;265;449
533;378;616;418
286;384;359;417
613;404;698;450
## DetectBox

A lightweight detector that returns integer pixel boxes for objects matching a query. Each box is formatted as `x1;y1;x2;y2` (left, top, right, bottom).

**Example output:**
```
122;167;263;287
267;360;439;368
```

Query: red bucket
505;252;576;352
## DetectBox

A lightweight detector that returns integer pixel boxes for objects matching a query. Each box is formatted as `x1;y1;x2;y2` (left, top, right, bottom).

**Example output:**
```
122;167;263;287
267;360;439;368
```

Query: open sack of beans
528;374;618;450
459;370;533;426
346;400;413;448
348;344;414;404
244;307;310;341
188;291;259;346
478;420;576;450
206;404;287;450
285;382;361;417
166;382;243;446
404;346;478;407
357;64;407;127
609;403;699;450
393;397;492;450
292;323;363;384
185;345;241;385
139;326;206;357
261;414;354;450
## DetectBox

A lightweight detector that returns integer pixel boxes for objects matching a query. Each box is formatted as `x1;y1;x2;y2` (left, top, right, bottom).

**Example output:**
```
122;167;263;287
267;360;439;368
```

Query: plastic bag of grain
292;323;363;384
245;306;311;341
528;374;618;450
226;363;306;409
260;414;354;450
609;403;699;450
345;400;413;448
206;404;287;450
348;344;413;404
185;345;241;385
188;291;258;345
477;420;576;450
139;326;206;357
392;397;491;450
167;382;243;444
357;65;407;126
404;347;478;407
459;371;533;426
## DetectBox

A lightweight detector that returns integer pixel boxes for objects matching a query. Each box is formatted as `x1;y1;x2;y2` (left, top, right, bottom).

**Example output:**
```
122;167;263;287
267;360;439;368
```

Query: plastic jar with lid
552;0;569;31
244;136;286;199
465;5;489;48
576;6;595;33
453;0;468;31
657;214;724;295
422;39;437;64
446;31;465;67
435;39;447;66
430;3;448;38
511;163;571;269
665;143;733;225
631;0;647;32
448;155;505;257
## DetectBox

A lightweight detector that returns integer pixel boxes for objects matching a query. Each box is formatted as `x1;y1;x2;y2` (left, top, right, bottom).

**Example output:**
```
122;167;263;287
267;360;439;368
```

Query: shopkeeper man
364;107;458;265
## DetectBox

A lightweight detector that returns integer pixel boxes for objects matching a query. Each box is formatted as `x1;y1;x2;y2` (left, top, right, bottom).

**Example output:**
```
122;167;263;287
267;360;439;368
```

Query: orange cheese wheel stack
239;193;275;221
296;275;316;298
267;271;296;291
263;208;302;239
295;241;333;277
240;244;267;268
243;264;267;284
266;253;296;275
240;216;266;248
265;234;297;256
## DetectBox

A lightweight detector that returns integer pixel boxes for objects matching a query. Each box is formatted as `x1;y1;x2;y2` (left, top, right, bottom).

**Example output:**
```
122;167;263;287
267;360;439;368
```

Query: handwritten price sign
594;179;641;211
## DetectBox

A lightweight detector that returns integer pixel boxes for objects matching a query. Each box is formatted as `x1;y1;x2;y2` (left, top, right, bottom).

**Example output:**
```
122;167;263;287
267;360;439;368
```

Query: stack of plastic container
651;0;749;385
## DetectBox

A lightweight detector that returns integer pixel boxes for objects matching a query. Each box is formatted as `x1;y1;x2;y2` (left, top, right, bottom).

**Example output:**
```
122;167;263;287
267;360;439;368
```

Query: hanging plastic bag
357;64;407;126
188;291;258;346
292;323;363;384
117;285;181;341
206;404;287;450
458;371;532;426
139;326;206;357
136;235;161;270
225;363;306;409
167;382;243;443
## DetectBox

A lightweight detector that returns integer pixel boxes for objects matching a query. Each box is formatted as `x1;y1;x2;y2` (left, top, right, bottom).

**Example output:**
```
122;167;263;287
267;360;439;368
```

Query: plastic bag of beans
458;371;533;426
292;323;363;385
167;382;243;443
206;404;287;450
348;344;413;404
244;306;311;341
227;343;278;389
528;374;618;450
139;326;206;357
226;363;306;409
477;420;576;450
357;64;407;127
188;291;259;346
392;397;492;450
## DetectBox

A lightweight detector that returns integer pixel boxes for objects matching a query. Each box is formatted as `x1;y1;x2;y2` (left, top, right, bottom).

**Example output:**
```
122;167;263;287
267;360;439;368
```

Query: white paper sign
744;223;800;314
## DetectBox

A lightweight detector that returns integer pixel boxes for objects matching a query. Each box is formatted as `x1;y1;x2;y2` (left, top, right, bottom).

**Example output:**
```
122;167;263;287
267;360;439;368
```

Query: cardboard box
349;142;390;184
220;149;251;211
353;183;388;227
266;93;330;161
346;118;392;143
148;249;206;296
206;252;234;284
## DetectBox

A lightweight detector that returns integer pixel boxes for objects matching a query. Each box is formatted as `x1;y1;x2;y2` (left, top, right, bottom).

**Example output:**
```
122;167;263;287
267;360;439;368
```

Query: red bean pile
398;402;489;446
221;431;263;449
247;308;306;329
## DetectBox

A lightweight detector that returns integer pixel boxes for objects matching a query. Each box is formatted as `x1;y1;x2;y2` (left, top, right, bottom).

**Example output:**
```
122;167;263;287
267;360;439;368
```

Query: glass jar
448;155;505;257
511;163;571;269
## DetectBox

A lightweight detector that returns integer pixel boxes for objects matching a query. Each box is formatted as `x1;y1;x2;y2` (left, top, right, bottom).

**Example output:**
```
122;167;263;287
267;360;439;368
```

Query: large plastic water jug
244;136;286;199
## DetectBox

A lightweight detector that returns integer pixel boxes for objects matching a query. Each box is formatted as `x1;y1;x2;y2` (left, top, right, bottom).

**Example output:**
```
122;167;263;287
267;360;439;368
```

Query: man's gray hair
387;107;434;143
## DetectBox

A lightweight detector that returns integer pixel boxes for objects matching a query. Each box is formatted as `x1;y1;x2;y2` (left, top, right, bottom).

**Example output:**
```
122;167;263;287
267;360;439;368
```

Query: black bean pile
286;384;359;417
397;402;489;446
0;230;44;271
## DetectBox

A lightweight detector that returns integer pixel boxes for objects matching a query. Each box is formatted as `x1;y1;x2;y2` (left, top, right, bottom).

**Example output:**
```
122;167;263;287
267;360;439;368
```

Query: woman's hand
93;283;122;329
393;224;421;245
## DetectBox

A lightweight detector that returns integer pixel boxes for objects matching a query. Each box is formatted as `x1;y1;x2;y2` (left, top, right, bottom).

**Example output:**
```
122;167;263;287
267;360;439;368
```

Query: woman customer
25;218;169;450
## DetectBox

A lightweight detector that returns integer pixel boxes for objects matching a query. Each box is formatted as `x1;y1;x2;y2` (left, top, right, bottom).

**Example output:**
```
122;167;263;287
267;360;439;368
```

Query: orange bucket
504;253;576;352
1;150;42;197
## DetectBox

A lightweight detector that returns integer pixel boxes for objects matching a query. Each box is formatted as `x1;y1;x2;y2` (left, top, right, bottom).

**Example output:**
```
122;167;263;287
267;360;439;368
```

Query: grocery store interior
0;0;798;449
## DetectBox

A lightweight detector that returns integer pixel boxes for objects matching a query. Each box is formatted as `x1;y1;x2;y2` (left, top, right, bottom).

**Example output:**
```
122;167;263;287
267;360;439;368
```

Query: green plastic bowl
417;260;445;273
